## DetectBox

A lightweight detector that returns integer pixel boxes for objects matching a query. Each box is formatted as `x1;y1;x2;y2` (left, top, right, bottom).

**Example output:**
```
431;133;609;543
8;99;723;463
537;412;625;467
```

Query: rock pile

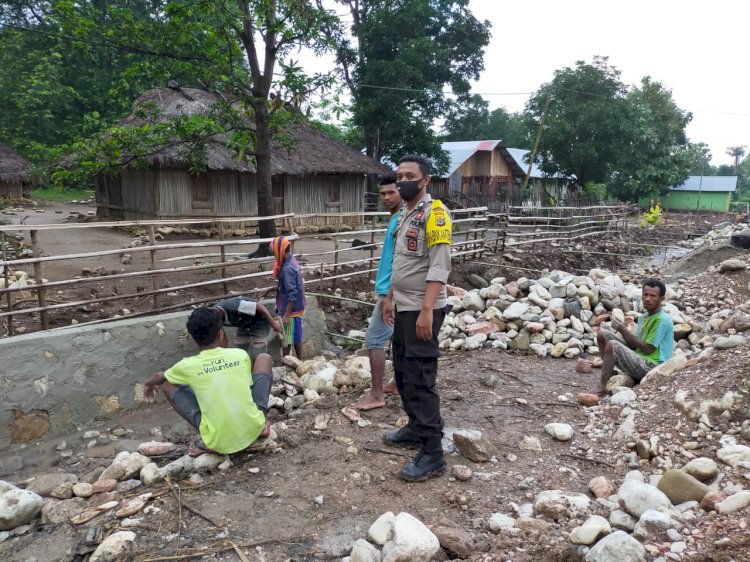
435;268;689;361
345;511;441;562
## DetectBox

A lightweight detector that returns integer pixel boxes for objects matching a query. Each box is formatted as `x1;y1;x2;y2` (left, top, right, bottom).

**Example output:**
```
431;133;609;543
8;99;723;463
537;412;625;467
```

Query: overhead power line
0;23;208;63
4;23;750;119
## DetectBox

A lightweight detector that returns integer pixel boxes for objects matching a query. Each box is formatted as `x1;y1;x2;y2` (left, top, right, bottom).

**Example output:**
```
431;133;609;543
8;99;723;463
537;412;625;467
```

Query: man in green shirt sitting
144;307;272;456
593;278;674;395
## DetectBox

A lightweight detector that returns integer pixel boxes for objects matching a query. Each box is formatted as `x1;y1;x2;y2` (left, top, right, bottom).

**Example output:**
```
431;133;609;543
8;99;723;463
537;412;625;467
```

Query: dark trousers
392;308;447;438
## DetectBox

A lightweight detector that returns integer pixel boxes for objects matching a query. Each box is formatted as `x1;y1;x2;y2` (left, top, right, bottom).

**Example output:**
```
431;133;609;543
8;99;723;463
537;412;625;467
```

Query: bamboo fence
0;208;489;336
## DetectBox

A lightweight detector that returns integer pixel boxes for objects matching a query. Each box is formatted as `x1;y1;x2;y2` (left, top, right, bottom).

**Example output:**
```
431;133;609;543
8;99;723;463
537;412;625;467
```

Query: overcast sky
302;0;748;166
467;0;748;166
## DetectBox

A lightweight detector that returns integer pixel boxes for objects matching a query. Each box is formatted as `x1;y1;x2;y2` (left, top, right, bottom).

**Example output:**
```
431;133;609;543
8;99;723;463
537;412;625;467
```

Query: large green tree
525;57;692;201
0;0;200;161
442;94;530;147
608;77;692;200
321;0;491;172
41;0;337;241
525;56;631;187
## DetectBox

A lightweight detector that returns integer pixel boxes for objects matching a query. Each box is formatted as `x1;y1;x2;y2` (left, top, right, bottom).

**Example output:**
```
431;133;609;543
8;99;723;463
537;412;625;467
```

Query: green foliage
526;57;630;186
526;58;693;202
583;181;608;200
324;0;491;173
0;1;203;162
30;185;94;202
686;142;715;175
639;203;662;227
442;94;530;147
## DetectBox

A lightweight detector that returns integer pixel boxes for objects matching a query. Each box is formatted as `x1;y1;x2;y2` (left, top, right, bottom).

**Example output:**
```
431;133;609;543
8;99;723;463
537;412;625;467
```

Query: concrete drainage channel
0;297;327;461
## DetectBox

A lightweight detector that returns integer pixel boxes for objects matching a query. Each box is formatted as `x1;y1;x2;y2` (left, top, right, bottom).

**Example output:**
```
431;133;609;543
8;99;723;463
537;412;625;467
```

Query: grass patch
31;186;94;202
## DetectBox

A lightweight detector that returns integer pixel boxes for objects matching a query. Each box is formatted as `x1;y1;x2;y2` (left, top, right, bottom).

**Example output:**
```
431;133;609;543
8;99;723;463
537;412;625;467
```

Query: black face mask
396;178;423;201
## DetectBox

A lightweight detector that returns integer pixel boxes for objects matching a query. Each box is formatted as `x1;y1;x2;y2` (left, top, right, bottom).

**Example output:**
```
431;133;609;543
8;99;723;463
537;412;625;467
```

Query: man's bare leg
293;343;303;359
352;348;387;410
383;379;399;394
595;341;616;396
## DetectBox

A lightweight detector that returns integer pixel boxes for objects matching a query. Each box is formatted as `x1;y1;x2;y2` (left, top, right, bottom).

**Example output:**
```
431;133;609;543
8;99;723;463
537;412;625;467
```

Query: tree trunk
253;100;276;255
364;125;381;211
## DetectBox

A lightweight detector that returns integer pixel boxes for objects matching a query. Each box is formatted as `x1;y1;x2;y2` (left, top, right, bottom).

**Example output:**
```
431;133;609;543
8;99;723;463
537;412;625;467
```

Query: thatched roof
117;87;389;175
0;143;33;183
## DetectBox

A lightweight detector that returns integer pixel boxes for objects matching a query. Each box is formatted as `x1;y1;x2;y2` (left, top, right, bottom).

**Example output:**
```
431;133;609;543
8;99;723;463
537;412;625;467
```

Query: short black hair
378;173;397;186
642;278;666;297
398;154;432;176
186;307;223;346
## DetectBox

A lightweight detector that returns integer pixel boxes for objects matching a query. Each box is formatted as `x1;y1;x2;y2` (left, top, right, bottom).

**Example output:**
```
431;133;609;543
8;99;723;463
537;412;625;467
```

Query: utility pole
523;89;552;192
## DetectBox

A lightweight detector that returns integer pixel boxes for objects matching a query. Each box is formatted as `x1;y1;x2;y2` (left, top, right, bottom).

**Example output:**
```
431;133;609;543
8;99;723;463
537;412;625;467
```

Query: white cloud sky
299;0;749;166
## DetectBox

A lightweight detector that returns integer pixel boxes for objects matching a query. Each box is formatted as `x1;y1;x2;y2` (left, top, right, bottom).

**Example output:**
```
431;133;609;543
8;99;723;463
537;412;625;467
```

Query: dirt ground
2;203;748;562
3;351;617;562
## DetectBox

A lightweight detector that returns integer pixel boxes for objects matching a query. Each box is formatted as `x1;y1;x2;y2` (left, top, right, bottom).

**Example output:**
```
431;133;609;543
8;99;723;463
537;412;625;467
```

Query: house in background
434;140;566;210
661;176;738;212
505;148;566;201
0;143;35;199
94;87;388;226
433;140;523;210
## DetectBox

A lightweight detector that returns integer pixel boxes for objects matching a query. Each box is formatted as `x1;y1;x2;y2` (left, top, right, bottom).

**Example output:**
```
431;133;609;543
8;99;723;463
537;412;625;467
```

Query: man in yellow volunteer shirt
143;307;272;456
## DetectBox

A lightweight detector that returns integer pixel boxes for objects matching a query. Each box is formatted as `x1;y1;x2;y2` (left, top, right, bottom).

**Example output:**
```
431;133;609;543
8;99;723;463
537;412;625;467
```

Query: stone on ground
588;476;615;499
0;483;43;530
585;530;646;562
610;389;637;406
609;510;637;532
488;513;516;533
26;473;78;497
656;469;709;504
90;530;137;562
577;393;600;407
716;491;750;515
368;511;395;546
452;430;492;462
617;480;672;518
632;509;673;541
381;512;440;562
718;258;747;272
350;538;381;562
431;521;474;558
544;423;574;441
682;458;719;481
569;514;611;545
716;444;750;467
451;465;472;481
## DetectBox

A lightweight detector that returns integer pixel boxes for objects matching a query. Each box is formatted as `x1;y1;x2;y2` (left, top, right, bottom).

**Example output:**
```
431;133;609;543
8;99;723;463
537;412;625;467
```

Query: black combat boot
383;425;421;449
399;435;445;482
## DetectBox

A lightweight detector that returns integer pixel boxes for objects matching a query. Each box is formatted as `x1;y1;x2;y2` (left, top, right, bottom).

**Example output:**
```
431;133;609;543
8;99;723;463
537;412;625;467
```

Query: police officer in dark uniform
381;154;452;482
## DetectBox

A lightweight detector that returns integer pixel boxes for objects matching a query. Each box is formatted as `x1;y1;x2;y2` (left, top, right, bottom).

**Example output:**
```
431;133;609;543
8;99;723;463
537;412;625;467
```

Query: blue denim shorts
365;296;394;349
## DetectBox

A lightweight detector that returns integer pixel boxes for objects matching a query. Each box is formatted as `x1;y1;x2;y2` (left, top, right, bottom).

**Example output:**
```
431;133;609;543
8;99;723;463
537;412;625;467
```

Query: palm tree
726;146;747;201
727;146;747;172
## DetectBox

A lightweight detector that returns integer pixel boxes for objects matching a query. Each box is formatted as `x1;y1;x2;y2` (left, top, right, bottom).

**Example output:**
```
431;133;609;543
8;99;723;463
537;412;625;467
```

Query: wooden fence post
332;237;339;291
30;230;49;330
368;230;376;283
148;225;159;310
1;232;13;335
219;223;228;296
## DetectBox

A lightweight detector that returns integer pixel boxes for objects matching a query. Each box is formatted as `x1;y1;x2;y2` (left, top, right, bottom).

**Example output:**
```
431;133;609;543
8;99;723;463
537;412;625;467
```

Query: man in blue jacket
352;174;402;410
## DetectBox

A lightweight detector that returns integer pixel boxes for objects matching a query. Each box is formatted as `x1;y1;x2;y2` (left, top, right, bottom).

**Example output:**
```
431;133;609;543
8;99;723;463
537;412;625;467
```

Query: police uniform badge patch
425;202;452;247
407;239;418;251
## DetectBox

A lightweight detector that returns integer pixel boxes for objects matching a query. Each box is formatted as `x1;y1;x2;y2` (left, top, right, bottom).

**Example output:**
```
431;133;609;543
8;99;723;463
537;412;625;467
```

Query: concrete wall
0;297;326;451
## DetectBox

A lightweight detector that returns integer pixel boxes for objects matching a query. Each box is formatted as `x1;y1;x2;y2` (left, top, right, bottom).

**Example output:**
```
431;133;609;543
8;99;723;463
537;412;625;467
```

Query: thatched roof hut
0;143;35;198
94;87;388;223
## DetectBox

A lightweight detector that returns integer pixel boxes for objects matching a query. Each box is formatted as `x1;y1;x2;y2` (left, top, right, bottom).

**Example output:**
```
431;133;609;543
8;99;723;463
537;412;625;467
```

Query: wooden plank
0;213;296;232
1;233;12;335
148;225;159;310
30;230;49;330
0;234;299;268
